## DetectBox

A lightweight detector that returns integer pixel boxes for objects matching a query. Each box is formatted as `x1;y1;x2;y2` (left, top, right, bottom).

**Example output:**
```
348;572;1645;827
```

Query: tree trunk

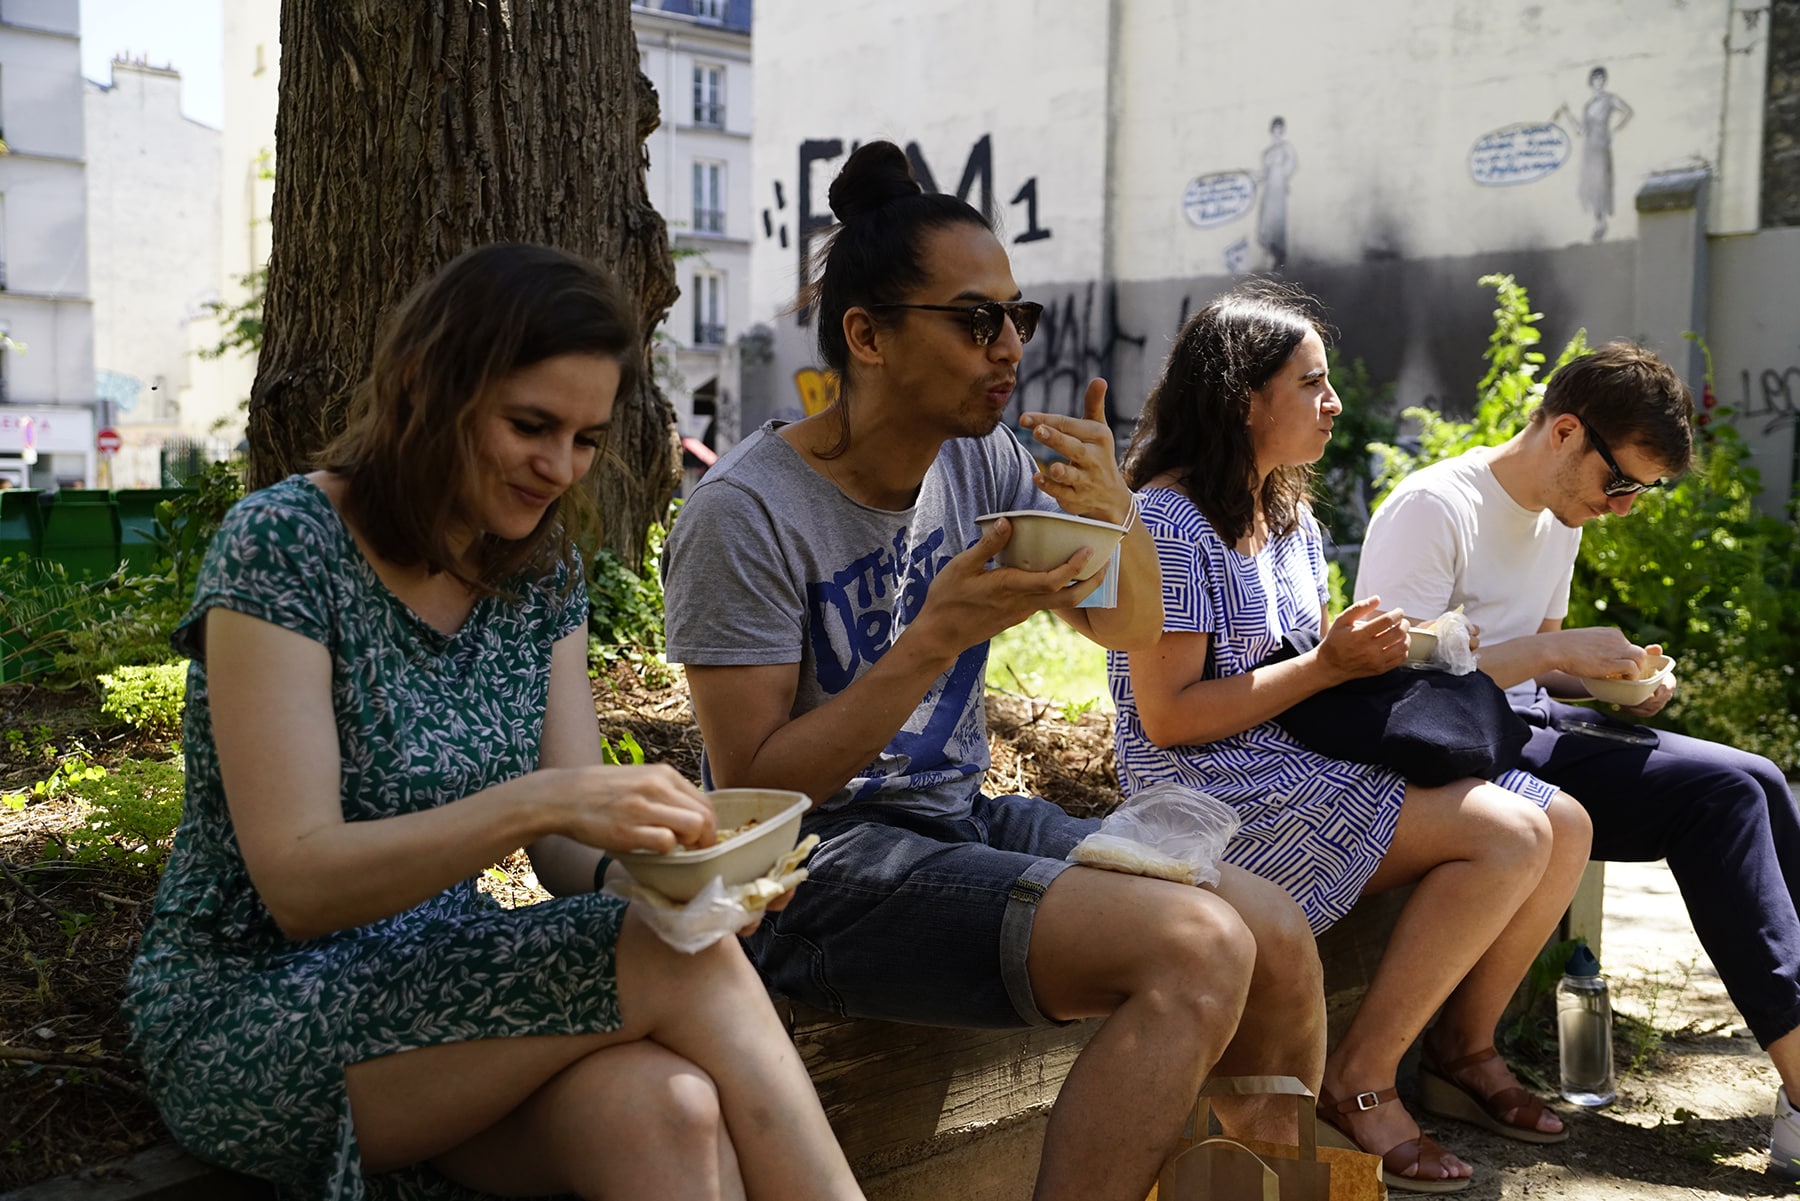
247;0;680;568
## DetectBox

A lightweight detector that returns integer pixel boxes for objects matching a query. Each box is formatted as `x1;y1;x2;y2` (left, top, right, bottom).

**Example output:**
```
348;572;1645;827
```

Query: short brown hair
1538;341;1693;476
319;243;640;593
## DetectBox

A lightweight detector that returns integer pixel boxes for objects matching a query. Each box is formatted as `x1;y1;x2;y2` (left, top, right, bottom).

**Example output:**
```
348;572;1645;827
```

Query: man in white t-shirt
1357;341;1800;1178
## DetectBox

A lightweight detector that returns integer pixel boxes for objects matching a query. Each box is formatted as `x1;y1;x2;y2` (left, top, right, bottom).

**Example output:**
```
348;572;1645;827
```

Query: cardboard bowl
1579;652;1675;707
975;509;1128;580
617;789;811;902
1404;624;1440;665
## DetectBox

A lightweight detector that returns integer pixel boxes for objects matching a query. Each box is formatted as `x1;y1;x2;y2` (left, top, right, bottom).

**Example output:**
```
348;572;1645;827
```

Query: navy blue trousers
1517;693;1800;1049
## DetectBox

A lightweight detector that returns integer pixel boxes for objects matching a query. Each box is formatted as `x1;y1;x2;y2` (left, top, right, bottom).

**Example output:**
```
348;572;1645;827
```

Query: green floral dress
125;477;625;1201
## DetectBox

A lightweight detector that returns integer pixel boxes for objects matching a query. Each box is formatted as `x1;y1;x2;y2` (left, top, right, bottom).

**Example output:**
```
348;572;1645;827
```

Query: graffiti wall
746;0;1789;508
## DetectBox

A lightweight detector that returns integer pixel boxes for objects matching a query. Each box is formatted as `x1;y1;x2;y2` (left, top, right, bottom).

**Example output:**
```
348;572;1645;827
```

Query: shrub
1366;275;1800;772
98;662;190;734
588;503;674;667
3;757;185;872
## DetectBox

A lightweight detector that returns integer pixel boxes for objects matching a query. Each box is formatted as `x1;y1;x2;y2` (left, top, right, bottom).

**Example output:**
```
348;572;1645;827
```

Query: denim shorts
741;794;1099;1029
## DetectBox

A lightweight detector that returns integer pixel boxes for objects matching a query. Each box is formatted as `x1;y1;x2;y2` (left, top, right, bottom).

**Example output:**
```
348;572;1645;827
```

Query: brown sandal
1317;1085;1473;1194
1419;1046;1569;1144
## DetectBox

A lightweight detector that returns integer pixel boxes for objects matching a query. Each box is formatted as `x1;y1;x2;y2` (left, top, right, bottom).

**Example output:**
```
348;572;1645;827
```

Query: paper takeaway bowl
975;510;1128;580
617;789;811;902
1579;653;1675;706
1404;624;1440;665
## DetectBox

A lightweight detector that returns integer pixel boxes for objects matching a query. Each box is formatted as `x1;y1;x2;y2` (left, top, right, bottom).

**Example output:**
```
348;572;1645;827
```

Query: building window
692;271;725;346
692;64;724;128
693;0;726;22
692;160;725;234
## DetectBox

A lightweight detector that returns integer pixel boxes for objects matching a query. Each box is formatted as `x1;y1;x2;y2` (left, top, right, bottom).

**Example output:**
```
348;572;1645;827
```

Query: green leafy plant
45;758;186;872
1364;275;1800;772
1314;352;1397;545
987;611;1109;707
1370;274;1589;505
600;730;646;766
589;503;674;669
97;662;190;734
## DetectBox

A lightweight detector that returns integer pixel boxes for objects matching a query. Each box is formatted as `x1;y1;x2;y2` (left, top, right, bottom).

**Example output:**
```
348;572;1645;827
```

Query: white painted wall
636;3;753;448
0;0;96;484
1112;0;1752;282
84;61;222;484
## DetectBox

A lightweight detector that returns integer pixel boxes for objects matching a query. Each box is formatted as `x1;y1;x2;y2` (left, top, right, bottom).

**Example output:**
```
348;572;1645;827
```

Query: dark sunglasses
1577;415;1666;497
869;300;1044;347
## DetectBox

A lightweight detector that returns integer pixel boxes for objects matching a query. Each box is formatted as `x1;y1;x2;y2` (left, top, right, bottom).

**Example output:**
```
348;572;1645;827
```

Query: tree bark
247;0;680;567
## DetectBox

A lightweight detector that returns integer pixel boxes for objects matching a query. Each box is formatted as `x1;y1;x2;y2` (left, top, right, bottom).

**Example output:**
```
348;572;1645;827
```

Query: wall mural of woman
1554;66;1634;241
1257;116;1298;270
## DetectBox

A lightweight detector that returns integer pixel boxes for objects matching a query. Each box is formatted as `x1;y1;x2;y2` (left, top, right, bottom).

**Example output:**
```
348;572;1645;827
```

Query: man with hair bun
1357;341;1800;1180
664;141;1326;1201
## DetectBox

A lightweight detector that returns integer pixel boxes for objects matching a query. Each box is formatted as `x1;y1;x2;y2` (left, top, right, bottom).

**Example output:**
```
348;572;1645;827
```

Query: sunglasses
869;300;1044;347
1577;415;1667;497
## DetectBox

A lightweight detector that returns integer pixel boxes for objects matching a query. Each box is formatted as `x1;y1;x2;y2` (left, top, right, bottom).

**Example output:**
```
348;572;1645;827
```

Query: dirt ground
1;668;1795;1198
1405;857;1792;1199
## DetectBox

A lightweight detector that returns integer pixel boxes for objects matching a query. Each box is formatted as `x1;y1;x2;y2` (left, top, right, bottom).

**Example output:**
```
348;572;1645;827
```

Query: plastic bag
1068;783;1241;887
604;835;819;954
1414;606;1479;675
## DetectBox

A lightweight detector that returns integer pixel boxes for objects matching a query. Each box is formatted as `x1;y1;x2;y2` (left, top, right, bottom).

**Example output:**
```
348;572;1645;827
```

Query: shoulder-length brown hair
317;243;640;594
1123;281;1325;546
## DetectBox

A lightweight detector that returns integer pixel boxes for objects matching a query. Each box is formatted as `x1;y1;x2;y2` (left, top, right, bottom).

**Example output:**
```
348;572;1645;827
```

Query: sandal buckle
1353;1090;1381;1111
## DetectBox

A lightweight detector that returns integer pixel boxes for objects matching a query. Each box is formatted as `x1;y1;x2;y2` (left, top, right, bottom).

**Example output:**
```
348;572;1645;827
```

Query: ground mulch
0;664;1118;1192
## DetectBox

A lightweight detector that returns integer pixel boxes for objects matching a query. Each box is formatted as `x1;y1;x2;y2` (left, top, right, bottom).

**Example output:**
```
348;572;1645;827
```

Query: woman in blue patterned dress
1107;284;1592;1193
124;245;865;1201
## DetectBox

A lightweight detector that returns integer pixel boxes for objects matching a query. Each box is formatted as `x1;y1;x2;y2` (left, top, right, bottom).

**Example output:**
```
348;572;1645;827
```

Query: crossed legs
344;911;863;1200
1026;863;1325;1201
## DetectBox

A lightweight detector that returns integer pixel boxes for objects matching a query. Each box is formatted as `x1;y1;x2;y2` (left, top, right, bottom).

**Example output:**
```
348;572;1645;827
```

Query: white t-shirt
1354;447;1581;649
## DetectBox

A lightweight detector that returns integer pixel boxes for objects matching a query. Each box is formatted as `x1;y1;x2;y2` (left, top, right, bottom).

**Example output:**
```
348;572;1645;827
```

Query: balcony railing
693;102;725;128
692;208;725;234
693;322;726;347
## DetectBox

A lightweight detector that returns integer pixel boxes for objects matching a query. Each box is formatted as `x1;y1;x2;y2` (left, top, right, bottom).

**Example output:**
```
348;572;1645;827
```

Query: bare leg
1772;1029;1800;1100
434;1041;747;1200
1425;791;1591;1134
1320;779;1556;1183
1205;865;1327;1142
1025;866;1258;1201
345;912;862;1200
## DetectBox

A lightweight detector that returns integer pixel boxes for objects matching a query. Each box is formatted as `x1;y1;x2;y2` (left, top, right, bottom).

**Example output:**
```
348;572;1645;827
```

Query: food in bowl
618;789;811;902
974;509;1129;580
1578;652;1676;707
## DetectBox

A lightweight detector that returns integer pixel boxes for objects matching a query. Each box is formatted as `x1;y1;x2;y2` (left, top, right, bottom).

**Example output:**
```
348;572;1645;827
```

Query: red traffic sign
96;427;122;454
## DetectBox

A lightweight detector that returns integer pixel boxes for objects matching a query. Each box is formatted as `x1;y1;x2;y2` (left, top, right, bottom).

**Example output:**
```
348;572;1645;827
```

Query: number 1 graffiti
761;134;1054;326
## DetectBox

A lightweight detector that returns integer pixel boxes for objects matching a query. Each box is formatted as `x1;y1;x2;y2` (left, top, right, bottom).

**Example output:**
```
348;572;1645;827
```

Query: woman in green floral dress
124;245;865;1201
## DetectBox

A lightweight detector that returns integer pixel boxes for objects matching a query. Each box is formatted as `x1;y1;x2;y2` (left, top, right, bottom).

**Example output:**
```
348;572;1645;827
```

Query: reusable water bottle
1557;942;1616;1107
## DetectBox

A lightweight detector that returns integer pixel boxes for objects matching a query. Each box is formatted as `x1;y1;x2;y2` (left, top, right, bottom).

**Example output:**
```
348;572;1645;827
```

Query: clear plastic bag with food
1068;783;1242;887
604;836;819;954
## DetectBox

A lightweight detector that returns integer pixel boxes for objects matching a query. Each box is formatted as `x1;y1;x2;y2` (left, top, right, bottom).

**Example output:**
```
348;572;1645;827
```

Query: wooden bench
11;864;1604;1201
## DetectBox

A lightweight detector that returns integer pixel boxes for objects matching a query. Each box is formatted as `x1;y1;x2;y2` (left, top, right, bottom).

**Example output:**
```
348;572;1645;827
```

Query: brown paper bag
1145;1075;1387;1201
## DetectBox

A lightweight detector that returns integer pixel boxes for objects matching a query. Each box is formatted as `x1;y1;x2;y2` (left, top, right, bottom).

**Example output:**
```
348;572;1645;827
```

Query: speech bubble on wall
1181;171;1257;228
1469;122;1571;186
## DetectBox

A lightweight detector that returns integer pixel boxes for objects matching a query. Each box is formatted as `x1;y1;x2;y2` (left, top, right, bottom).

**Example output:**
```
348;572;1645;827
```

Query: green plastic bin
40;489;123;583
116;487;187;577
0;487;46;566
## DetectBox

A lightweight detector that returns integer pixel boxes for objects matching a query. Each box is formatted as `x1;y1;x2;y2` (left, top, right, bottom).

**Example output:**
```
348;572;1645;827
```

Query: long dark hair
800;141;991;455
1124;282;1324;545
318;243;639;593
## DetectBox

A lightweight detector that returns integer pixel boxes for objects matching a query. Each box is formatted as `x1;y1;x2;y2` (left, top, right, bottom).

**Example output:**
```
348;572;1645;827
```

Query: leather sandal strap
1432;1045;1501;1073
1321;1085;1399;1117
1386;1132;1462;1181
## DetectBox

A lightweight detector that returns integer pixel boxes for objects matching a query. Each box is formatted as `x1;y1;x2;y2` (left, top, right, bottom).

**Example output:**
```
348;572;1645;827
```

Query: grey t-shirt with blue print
663;422;1057;818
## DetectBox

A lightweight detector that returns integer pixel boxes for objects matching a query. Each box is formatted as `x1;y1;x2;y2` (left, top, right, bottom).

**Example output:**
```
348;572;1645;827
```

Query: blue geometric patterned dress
1108;487;1558;933
125;478;617;1201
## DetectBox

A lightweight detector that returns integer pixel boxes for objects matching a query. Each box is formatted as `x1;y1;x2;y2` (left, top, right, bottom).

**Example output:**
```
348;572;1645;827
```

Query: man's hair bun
828;141;922;223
